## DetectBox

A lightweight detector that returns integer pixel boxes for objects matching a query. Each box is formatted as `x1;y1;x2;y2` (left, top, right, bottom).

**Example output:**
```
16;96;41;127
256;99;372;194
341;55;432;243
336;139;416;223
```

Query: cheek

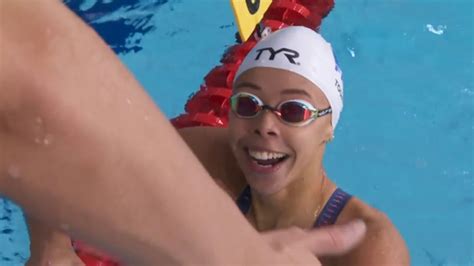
228;117;247;148
288;131;322;160
291;141;310;162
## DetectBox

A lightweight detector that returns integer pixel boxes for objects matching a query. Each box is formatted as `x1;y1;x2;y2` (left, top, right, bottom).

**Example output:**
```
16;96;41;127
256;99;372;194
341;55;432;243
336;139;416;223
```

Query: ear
321;123;334;144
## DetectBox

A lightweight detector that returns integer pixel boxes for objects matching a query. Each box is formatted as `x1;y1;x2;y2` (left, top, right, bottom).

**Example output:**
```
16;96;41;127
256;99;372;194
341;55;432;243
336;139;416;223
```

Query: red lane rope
171;0;334;129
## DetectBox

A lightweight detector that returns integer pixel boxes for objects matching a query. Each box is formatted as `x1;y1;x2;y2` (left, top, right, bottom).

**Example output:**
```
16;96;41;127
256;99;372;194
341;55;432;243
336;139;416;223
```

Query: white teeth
248;149;286;160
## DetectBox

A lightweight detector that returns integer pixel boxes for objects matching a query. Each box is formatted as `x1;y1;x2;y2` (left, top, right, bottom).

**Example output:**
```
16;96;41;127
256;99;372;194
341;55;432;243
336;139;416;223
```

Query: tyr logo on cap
255;47;300;65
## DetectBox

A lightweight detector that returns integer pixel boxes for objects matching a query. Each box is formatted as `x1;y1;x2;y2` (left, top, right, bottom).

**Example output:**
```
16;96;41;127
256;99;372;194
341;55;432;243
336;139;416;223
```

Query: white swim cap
234;26;344;130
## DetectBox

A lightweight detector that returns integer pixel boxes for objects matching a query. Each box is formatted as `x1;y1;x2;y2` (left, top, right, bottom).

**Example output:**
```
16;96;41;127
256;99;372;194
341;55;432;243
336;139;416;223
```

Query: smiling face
229;67;334;196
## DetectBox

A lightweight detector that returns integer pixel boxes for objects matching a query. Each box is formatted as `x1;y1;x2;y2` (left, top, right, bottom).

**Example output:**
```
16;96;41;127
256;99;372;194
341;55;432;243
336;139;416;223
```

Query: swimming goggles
230;92;332;127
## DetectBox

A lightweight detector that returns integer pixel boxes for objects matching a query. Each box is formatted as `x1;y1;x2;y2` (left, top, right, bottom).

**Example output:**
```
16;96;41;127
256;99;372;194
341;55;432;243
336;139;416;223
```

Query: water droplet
126;98;132;105
7;165;20;179
144;115;150;121
35;117;43;125
43;134;53;146
60;223;70;232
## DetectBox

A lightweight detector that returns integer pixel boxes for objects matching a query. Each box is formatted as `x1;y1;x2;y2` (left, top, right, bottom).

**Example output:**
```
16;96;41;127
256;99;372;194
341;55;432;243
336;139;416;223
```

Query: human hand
262;219;366;265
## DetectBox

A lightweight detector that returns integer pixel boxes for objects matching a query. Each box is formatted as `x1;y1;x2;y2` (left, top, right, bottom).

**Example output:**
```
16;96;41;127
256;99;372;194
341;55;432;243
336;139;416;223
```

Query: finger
297;219;367;256
261;226;306;247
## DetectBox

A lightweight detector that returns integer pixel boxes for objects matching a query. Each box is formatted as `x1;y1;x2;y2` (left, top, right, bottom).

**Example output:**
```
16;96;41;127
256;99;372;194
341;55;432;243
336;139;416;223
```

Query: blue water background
1;0;472;265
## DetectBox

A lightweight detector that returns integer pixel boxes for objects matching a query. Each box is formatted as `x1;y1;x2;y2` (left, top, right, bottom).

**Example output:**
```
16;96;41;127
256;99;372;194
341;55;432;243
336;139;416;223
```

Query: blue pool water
1;0;472;265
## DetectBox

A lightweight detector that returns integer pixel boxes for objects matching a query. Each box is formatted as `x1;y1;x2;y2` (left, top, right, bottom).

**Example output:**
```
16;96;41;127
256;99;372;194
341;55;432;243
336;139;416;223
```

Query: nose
253;109;280;137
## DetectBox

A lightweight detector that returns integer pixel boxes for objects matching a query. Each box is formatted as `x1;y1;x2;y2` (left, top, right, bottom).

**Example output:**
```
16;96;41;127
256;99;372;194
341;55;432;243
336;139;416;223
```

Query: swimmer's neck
249;165;336;232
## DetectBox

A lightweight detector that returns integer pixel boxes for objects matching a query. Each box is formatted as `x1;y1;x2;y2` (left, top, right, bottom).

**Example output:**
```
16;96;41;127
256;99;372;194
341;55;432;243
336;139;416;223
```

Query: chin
240;164;293;196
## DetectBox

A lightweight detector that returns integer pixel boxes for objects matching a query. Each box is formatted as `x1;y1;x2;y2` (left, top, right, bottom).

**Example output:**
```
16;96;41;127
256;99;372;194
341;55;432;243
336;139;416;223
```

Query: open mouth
246;148;289;169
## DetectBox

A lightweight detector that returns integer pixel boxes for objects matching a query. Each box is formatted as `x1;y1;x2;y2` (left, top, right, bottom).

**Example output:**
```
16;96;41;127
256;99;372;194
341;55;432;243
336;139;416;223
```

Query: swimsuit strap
236;186;352;227
313;188;352;227
236;185;252;214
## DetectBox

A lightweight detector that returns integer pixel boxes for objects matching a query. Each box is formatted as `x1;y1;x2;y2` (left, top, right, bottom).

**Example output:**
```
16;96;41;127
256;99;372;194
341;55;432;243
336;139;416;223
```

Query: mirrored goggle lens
232;94;260;117
279;102;314;123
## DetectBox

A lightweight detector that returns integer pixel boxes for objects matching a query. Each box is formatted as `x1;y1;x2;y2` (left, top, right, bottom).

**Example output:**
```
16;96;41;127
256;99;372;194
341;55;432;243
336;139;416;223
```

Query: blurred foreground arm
0;1;365;265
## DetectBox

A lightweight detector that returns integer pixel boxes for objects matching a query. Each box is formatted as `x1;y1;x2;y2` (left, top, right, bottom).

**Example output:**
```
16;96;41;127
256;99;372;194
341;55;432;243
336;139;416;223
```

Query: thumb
298;219;367;256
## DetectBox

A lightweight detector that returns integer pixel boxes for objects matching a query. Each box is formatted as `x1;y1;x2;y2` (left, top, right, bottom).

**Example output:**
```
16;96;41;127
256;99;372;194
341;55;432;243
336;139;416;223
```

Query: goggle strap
317;107;332;117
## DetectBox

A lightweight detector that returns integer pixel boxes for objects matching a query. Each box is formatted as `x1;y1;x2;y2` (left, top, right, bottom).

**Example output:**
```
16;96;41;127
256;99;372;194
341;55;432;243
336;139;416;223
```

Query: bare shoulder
178;127;246;198
178;127;228;157
332;197;410;266
178;127;231;170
